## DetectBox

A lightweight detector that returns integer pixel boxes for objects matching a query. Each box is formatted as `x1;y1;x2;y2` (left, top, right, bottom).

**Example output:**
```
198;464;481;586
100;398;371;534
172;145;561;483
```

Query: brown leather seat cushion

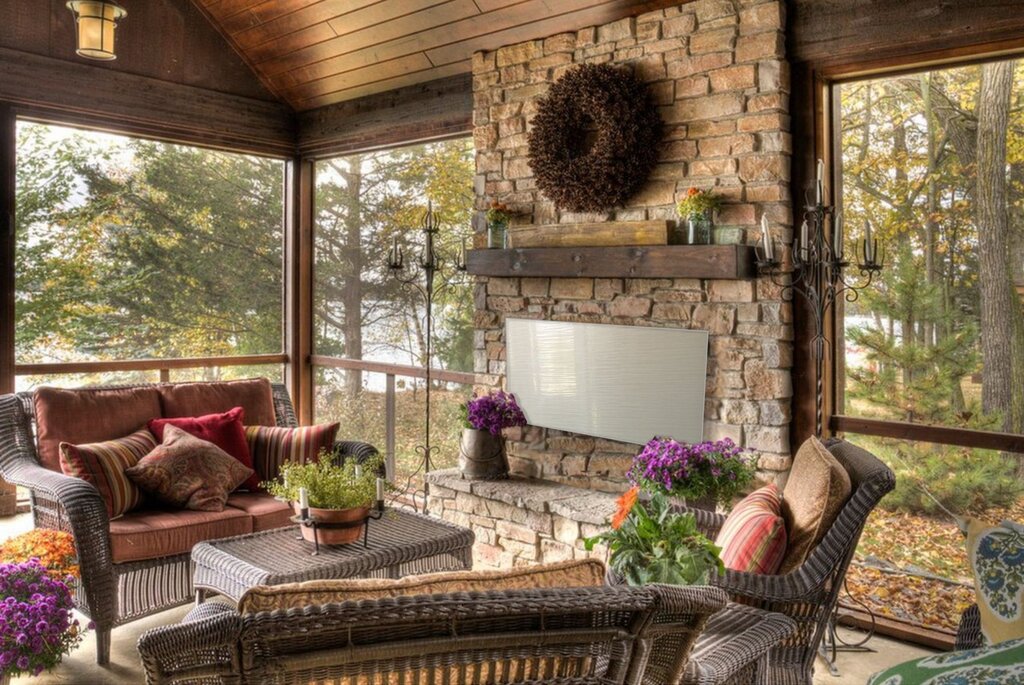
34;386;163;472
108;507;252;563
158;379;276;426
226;492;293;532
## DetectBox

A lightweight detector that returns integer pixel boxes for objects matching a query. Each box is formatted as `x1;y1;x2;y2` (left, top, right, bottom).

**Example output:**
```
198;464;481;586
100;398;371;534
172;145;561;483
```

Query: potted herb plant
485;201;512;249
585;487;724;586
629;436;756;509
0;558;86;682
459;390;527;480
263;455;388;545
676;187;722;245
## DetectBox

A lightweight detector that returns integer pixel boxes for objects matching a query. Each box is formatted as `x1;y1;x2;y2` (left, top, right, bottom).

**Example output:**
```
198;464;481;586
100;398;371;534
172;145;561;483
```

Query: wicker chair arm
334;440;379;463
955;604;983;651
685;603;796;685
137;608;242;685
0;400;118;629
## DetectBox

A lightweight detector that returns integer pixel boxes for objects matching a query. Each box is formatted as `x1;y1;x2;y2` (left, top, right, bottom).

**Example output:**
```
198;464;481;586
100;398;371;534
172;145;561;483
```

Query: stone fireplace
428;0;794;568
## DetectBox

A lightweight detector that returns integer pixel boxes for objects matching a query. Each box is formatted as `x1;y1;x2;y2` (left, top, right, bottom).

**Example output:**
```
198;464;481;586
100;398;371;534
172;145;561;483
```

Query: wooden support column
1;105;15;396
285;158;315;425
1;105;17;515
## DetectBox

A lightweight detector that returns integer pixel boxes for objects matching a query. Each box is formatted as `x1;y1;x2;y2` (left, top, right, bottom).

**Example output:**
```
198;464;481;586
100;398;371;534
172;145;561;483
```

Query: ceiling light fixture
66;1;127;61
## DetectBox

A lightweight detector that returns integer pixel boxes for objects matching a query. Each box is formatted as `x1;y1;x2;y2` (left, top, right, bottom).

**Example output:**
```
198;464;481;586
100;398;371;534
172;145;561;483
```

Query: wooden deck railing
312;355;475;479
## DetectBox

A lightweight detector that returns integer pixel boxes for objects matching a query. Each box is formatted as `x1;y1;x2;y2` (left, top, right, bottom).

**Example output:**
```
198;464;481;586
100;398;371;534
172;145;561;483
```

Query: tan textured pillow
778;437;852;574
239;558;606;614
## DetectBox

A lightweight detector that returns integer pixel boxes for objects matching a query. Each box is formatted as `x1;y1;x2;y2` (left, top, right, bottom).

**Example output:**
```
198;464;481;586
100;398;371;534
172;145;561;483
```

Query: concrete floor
2;512;935;685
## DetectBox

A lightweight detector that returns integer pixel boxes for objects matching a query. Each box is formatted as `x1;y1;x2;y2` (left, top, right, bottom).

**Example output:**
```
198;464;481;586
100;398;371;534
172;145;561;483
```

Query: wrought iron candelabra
386;201;467;501
756;160;885;437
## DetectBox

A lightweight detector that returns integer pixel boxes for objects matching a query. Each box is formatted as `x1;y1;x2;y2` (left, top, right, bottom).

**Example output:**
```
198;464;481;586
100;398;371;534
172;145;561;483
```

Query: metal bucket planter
459;429;509;480
293;503;370;545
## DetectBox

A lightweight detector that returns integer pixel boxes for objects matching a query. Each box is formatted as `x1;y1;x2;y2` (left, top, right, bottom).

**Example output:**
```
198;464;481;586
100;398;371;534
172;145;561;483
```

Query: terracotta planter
458;428;509;480
293;502;370;545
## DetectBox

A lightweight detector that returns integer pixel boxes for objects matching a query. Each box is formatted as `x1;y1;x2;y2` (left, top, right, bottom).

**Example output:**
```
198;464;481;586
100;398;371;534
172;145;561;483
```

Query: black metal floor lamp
386;201;467;502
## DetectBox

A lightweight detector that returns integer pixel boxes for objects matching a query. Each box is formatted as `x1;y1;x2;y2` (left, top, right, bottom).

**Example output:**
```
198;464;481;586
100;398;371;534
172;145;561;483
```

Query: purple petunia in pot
459;391;527;480
0;559;87;681
629;437;757;507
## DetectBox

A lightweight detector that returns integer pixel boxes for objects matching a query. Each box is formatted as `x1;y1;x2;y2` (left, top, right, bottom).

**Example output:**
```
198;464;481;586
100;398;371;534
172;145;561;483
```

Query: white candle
376;477;385;501
298;487;309;510
460;236;468;269
799;219;810;260
354;464;363;479
864;220;875;263
389;235;398;266
815;159;824;206
760;215;774;261
833;211;844;260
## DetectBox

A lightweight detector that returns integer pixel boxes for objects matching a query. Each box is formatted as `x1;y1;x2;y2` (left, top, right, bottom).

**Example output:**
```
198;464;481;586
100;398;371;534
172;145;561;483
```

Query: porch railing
311;355;475;480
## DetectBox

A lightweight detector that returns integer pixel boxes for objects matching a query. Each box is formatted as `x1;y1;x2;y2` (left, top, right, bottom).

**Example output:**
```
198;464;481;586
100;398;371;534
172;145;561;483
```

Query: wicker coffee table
191;509;475;603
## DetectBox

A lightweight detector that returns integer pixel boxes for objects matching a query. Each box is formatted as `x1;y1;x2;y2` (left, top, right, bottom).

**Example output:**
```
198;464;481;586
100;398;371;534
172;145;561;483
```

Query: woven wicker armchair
683;438;896;685
0;382;377;665
137;584;758;685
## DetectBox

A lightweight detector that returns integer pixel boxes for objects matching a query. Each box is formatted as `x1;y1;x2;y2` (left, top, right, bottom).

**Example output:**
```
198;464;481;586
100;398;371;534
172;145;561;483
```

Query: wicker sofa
137;583;797;685
0;379;377;665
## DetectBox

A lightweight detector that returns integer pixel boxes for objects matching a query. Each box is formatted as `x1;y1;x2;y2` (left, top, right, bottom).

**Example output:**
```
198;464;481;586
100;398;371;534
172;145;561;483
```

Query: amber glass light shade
66;1;127;61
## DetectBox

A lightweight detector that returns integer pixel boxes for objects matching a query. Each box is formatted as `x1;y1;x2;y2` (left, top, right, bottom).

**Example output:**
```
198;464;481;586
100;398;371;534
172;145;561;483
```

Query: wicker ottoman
191;509;475;603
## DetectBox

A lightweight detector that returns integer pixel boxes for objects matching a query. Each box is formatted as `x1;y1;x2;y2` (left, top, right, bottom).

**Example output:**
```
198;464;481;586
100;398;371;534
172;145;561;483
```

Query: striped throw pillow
245;423;339;484
59;428;156;519
715;483;788;575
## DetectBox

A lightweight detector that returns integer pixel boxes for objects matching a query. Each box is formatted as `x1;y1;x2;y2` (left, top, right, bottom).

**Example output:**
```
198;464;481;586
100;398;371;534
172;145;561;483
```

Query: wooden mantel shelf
466;245;757;280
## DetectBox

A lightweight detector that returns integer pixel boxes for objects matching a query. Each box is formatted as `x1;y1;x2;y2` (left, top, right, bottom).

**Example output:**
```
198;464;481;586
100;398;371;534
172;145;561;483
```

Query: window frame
1;111;292;394
824;53;1024;455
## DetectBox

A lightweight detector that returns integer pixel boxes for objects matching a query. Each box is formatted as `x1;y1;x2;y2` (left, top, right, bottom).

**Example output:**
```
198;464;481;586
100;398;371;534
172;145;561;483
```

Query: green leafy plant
585;489;724;586
676;187;722;220
262;454;387;510
485;201;512;225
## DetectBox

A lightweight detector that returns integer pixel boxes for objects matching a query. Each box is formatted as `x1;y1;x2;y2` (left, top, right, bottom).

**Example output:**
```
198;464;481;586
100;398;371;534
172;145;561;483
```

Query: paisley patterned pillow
966;518;1024;646
868;637;1024;684
126;425;253;511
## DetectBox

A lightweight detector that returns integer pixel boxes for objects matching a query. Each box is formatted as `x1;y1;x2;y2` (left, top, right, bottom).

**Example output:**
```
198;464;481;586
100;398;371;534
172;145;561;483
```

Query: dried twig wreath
527;63;663;212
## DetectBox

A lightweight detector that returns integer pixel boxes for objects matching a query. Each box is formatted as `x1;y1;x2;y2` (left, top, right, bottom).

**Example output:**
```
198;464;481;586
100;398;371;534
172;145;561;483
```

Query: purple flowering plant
629;437;756;506
0;559;85;678
462;391;527;436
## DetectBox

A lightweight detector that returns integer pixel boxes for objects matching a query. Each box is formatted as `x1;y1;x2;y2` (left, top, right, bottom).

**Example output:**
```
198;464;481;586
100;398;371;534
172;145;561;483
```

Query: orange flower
687;187;700;197
611;486;640;529
0;529;79;580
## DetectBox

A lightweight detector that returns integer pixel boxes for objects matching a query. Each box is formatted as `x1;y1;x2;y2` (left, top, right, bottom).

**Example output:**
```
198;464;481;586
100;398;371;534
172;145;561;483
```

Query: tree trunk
340;155;365;397
976;61;1024;440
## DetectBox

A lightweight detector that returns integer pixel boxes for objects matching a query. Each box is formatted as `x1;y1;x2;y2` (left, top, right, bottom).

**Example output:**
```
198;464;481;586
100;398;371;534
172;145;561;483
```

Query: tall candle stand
757;161;886;677
386;201;468;506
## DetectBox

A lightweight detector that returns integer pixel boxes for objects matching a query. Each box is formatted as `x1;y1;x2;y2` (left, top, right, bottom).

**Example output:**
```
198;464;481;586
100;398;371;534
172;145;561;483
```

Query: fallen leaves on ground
842;498;1024;632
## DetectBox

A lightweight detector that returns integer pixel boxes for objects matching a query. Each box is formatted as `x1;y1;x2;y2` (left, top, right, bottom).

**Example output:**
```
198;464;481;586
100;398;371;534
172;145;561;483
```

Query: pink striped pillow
245;423;339;484
59;428;156;519
715;483;788;575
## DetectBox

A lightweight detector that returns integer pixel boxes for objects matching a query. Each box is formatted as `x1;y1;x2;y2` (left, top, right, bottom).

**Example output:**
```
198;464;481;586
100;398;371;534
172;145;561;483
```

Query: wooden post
285;157;315;425
1;105;16;516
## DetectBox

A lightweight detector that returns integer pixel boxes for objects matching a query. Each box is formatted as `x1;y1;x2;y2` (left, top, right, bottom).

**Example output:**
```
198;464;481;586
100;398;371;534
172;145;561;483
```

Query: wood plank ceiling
192;0;678;111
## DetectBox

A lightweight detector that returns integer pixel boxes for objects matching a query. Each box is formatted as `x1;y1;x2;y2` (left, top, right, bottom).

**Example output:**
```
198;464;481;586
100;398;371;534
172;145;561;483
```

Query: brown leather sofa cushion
34;386;163;472
158;379;276;427
226;492;293;532
108;507;252;563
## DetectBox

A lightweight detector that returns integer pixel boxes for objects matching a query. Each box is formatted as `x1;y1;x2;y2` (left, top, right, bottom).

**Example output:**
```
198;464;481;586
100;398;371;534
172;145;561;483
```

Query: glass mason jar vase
685;212;713;245
487;220;508;249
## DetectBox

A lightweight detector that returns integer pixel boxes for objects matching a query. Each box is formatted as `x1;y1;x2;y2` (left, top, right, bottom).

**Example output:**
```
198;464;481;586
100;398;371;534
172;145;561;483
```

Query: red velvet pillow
148;407;258;491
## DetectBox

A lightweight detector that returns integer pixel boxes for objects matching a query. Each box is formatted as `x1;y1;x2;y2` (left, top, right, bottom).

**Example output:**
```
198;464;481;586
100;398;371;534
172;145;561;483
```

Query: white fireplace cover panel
505;319;708;445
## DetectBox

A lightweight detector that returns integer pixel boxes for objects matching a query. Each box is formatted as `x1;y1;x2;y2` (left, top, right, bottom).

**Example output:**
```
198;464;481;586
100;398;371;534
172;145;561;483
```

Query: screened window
312;138;474;489
834;57;1024;633
14;121;286;389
